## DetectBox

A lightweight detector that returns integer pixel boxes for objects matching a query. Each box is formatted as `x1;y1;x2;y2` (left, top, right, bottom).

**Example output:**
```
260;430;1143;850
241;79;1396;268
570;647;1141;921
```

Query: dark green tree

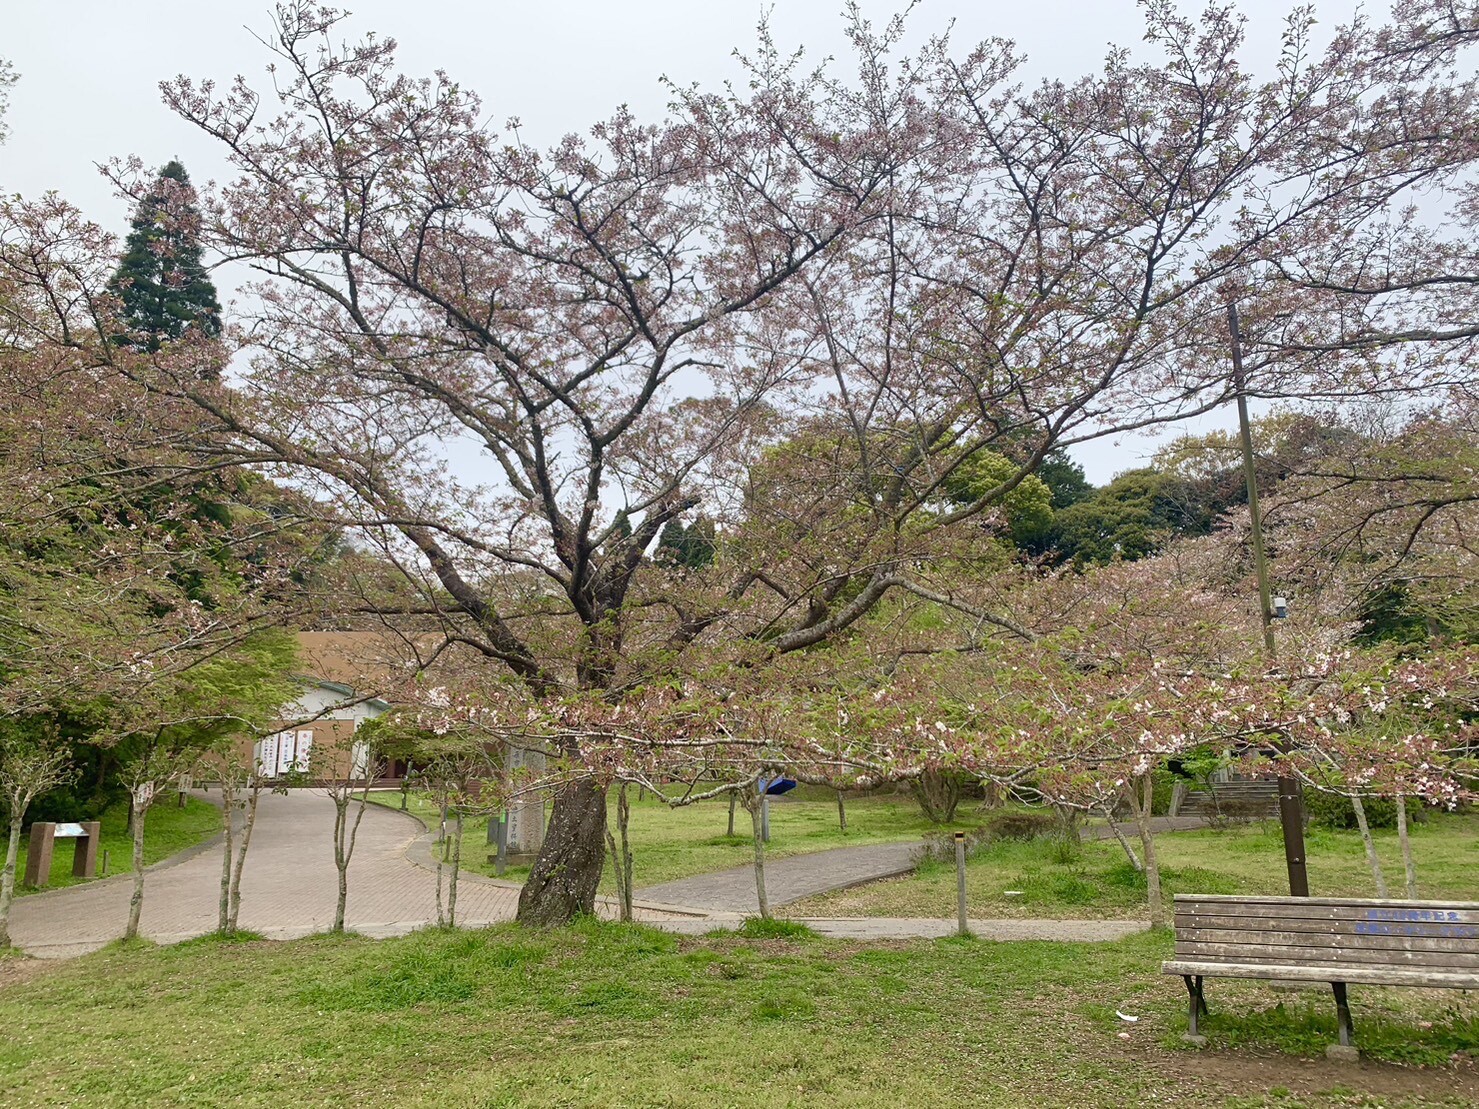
655;518;716;569
1050;469;1217;565
108;161;221;352
1035;448;1093;510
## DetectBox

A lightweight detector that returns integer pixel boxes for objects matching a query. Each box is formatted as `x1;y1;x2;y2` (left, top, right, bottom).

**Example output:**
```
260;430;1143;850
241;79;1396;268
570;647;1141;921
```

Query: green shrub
984;809;1058;841
913;825;990;864
1303;791;1424;831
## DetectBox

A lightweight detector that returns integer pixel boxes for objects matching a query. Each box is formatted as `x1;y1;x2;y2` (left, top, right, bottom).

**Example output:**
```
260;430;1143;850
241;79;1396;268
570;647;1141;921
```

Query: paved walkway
6;790;681;958
636;841;918;914
653;916;1149;941
1083;815;1207;840
8;798;1189;957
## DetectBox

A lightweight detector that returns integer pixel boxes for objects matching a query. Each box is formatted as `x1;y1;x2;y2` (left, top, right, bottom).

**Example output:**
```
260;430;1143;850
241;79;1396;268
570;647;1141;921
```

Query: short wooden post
954;831;969;937
24;822;56;887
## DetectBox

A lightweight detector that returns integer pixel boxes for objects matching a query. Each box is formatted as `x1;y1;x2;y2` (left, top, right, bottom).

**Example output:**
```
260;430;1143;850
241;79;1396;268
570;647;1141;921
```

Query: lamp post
1227;303;1310;899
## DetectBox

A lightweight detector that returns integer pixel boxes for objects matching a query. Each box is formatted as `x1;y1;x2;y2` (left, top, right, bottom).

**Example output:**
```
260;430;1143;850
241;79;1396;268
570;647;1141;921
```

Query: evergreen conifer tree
108;160;221;352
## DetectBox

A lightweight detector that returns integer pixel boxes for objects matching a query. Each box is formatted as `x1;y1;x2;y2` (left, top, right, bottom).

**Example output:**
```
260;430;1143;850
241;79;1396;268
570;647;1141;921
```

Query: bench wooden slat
1174;942;1479;969
1164;959;1479;989
1173;894;1479;910
1176;927;1479;954
1174;903;1478;924
1172;912;1479;935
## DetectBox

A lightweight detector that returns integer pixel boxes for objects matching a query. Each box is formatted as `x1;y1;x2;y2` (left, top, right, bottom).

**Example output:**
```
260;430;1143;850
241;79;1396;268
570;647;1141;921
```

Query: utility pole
1228;302;1310;898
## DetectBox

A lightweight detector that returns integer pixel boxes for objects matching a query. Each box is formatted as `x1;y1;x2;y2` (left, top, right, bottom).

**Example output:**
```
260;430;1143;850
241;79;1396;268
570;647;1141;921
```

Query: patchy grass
794;811;1479;919
737;916;818;941
0;923;1472;1107
7;797;220;896
369;788;973;893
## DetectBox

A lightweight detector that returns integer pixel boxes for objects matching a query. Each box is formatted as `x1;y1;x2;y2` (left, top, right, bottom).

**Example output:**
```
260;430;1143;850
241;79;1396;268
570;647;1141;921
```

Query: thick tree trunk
227;784;261;934
747;794;771;920
126;795;147;941
1395;795;1418;899
1350;794;1388;897
0;812;23;948
1134;774;1165;928
517;777;606;926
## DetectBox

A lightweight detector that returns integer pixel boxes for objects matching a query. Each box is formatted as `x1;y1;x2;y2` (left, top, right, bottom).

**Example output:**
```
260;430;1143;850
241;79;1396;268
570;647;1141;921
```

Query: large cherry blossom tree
106;2;1479;923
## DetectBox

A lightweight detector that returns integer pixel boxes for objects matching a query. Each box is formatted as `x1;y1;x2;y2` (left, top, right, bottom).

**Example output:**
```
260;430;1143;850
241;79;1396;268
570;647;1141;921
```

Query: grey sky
2;0;1371;481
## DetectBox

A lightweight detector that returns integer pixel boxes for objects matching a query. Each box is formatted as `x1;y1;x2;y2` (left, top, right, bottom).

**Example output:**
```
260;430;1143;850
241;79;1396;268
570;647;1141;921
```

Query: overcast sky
2;0;1374;482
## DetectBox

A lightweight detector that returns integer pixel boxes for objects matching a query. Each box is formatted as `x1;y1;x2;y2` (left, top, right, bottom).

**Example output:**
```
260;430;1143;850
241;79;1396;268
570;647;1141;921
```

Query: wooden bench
1163;894;1479;1057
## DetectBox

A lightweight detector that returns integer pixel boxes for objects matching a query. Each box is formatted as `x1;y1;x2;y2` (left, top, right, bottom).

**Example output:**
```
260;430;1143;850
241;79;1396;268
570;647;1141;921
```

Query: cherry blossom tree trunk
1350;794;1389;897
0;812;22;948
125;790;148;941
447;811;463;928
226;783;262;934
910;770;963;824
837;790;848;834
1099;802;1143;873
517;778;606;926
217;778;237;934
434;841;445;928
330;781;370;934
745;793;771;920
602;783;635;923
1395;795;1418;899
727;792;737;837
1133;774;1165;928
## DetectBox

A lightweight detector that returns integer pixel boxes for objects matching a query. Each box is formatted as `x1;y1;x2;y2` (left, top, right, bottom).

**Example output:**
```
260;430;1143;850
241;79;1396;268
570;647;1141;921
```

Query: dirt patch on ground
0;954;56;994
1175;1048;1479;1103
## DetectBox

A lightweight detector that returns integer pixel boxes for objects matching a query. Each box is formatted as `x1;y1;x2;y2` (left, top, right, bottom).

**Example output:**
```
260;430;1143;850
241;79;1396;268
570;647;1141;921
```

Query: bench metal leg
1332;982;1354;1048
1183;975;1207;1040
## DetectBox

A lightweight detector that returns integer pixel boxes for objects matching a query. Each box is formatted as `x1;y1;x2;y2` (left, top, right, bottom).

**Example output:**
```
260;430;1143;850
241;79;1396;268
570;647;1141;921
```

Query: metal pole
954;831;969;937
1228;302;1310;899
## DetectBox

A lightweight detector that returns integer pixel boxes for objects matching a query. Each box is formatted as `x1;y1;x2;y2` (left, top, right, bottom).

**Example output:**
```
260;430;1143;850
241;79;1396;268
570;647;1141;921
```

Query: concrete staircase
1174;777;1281;820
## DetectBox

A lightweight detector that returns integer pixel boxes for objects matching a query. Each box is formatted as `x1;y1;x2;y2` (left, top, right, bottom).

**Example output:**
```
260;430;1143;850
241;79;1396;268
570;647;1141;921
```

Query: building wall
233;681;388;783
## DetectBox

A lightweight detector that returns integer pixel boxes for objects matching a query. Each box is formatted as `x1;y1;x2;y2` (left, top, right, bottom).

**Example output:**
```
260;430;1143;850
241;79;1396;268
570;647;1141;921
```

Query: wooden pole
1228;302;1309;899
954;831;969;937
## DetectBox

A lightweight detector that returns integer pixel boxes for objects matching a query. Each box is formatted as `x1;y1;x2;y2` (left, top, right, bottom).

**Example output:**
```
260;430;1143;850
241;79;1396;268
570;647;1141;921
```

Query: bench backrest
1172;894;1479;975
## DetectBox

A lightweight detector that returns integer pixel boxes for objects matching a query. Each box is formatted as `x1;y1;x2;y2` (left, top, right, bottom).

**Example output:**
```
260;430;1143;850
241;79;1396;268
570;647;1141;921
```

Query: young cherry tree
0;727;72;948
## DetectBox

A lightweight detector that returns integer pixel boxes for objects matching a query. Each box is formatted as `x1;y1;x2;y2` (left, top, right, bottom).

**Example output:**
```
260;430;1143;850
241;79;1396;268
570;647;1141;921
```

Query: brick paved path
9;798;1191;957
6;790;683;958
635;841;919;914
655;916;1149;941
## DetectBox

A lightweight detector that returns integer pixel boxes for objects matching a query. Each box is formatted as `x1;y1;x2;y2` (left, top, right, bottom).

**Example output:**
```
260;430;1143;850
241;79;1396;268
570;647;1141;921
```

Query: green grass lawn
369;787;974;893
0;922;1473;1107
795;813;1479;919
7;797;220;895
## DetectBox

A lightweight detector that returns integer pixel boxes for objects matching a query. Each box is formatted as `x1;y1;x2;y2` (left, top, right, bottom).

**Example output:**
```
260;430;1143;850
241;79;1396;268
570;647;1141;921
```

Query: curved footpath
7;792;1172;957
